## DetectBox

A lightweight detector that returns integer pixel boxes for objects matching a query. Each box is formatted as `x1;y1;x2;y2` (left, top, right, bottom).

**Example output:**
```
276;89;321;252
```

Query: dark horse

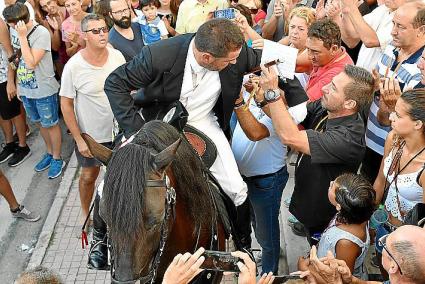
87;121;228;283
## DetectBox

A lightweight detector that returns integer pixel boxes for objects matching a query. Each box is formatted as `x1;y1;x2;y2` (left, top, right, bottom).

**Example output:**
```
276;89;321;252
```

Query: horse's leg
87;192;109;270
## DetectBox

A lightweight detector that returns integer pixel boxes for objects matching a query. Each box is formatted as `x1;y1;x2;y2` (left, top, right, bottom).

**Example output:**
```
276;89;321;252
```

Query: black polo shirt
289;101;366;231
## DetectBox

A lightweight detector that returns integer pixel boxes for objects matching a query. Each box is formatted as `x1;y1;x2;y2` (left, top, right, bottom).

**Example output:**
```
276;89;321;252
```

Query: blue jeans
21;94;59;128
245;166;289;274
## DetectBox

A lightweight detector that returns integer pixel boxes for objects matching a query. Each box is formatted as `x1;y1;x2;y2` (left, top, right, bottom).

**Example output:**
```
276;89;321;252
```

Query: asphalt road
0;119;74;283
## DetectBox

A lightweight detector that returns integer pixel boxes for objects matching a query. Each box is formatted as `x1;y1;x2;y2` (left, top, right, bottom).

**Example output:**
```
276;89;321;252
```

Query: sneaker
11;205;40;222
8;145;31;167
0;142;17;163
48;158;65;179
34;153;53;172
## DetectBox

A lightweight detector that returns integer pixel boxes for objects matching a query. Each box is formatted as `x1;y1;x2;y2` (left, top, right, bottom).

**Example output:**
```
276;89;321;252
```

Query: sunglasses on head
84;26;109;34
378;234;403;275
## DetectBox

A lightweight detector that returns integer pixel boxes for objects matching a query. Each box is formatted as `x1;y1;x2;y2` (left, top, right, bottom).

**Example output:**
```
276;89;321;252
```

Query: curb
27;152;79;269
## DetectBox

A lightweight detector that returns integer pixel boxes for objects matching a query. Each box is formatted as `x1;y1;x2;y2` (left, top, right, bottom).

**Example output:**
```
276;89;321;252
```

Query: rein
110;175;176;284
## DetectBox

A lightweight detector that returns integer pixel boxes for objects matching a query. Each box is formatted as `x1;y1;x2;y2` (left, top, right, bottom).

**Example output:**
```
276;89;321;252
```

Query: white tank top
383;149;424;221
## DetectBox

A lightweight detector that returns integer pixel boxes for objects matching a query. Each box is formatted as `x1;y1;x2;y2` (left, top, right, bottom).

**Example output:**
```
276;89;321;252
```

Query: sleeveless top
317;217;369;280
383;149;424;221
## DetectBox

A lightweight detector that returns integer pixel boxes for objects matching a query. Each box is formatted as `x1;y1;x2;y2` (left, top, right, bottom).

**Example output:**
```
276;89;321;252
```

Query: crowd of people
1;0;425;282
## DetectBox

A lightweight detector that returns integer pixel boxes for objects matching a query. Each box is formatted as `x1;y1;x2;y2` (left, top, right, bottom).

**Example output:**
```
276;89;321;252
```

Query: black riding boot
87;193;109;270
235;198;252;250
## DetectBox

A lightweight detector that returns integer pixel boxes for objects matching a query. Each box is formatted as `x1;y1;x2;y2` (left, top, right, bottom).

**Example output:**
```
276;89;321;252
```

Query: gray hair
392;240;425;282
15;266;63;284
81;13;105;32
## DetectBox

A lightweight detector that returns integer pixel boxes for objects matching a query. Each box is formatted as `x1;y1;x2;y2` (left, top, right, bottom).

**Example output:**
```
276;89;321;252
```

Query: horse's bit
110;175;176;284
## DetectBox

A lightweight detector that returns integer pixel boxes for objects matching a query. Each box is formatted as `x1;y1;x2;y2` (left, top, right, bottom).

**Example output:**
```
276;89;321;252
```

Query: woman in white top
375;89;425;226
374;89;425;278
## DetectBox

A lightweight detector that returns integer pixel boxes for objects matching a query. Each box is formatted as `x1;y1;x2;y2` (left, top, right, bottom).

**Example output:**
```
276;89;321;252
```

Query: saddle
183;125;217;169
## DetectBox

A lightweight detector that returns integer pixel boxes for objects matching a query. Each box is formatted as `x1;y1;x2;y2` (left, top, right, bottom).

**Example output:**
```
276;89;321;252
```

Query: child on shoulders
138;0;168;45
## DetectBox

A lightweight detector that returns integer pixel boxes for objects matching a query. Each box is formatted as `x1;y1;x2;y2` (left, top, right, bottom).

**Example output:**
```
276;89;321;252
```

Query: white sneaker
11;205;40;222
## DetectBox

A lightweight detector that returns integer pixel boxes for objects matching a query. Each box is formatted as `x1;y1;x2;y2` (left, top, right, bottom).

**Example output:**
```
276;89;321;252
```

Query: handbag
403;203;425;227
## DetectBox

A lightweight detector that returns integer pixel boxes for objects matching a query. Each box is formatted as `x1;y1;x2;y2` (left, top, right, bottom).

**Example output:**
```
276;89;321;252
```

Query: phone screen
200;251;240;272
214;8;236;19
272;274;302;283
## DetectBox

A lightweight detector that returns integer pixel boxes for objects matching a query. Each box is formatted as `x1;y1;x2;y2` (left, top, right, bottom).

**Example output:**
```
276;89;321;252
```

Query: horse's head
97;134;181;284
83;120;215;283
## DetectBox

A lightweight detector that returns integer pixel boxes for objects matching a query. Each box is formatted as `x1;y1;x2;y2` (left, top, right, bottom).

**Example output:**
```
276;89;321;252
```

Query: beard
114;16;131;29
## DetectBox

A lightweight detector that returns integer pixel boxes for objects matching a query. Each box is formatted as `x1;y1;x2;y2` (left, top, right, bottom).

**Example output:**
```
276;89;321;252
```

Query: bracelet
255;99;268;108
234;100;246;109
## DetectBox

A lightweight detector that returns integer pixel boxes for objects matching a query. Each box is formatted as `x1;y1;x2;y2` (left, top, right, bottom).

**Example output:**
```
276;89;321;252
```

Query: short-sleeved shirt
290;101;366;229
59;47;126;142
232;86;307;177
355;4;394;72
16;25;60;99
306;48;354;101
175;0;228;34
365;44;423;155
108;22;145;62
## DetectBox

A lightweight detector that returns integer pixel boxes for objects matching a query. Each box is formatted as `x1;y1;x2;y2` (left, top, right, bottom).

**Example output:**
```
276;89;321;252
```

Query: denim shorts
21;94;59;128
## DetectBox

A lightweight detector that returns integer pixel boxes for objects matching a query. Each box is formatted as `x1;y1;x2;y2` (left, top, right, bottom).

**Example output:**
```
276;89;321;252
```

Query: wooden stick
244;59;281;75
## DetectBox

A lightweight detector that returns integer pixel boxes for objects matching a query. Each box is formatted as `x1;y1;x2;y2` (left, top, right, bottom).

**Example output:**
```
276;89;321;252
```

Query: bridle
110;174;176;284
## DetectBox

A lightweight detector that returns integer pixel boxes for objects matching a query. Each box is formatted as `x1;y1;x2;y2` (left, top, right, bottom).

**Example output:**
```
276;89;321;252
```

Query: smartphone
200;250;241;272
272;274;302;283
214;8;236;20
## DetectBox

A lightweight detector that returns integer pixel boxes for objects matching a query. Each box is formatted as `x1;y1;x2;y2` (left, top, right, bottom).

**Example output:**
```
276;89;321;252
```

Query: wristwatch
264;89;281;103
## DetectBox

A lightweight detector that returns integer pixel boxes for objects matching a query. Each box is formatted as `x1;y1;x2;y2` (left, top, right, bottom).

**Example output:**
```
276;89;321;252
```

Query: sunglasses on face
378;234;403;275
84;26;109;34
250;8;258;14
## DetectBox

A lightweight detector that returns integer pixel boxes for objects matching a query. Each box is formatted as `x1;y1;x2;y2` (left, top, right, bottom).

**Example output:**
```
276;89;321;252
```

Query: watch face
265;90;277;101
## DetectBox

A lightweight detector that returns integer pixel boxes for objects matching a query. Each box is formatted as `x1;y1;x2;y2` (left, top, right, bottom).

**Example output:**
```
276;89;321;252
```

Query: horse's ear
152;138;181;173
81;133;113;166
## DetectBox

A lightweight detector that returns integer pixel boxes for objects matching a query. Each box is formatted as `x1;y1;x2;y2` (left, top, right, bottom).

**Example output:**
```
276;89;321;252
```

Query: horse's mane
102;121;215;252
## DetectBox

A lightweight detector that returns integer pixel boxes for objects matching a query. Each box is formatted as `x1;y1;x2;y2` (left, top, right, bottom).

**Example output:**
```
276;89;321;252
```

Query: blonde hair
253;0;262;9
289;6;316;27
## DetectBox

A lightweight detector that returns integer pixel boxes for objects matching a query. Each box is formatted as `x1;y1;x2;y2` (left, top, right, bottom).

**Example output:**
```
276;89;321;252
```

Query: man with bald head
304;225;425;284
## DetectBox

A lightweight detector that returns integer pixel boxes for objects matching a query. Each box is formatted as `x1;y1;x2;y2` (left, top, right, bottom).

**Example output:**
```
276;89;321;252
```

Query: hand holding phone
200;250;241;272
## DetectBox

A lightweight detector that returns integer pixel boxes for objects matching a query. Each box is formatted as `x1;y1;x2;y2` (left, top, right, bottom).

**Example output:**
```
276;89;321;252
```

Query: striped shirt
365;44;424;155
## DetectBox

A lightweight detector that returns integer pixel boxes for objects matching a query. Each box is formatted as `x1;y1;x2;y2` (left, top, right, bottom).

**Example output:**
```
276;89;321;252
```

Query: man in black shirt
259;64;375;245
107;0;144;61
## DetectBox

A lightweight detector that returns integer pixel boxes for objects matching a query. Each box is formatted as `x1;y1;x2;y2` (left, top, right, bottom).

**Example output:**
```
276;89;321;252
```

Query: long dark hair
102;121;215;251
